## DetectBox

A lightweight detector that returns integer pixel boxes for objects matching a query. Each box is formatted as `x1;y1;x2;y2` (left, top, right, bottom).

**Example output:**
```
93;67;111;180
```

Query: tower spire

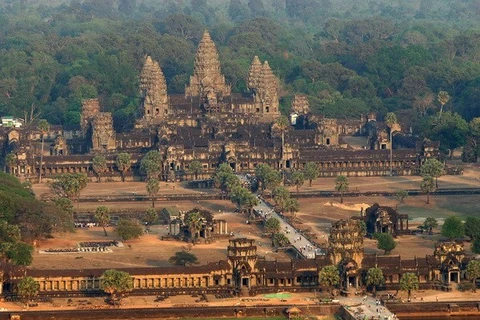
140;55;168;122
185;30;231;102
247;55;262;92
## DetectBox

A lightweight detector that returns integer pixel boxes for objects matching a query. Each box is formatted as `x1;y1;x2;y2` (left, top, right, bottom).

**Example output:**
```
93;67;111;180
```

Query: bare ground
30;204;290;271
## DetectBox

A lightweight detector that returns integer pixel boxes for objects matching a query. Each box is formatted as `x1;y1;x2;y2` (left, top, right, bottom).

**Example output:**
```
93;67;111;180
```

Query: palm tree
385;112;398;176
17;276;39;309
115;153;131;182
334;175;349;204
37;119;50;183
437;91;450;115
366;267;384;295
188;160;203;180
290;171;305;197
95;206;111;236
146;178;160;207
284;198;300;219
92;155;108;182
185;212;203;242
420;175;435;204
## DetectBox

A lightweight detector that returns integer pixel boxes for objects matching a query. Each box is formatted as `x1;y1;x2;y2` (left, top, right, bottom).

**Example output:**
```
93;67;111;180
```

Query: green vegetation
143;208;158;227
0;173;72;262
94;206;111;236
366;267;384;295
420;217;438;235
334;175;349;204
50;173;88;202
400;273;419;302
146;178;160;207
303;162;319;187
169;251;199;266
421;159;444;188
230;185;258;214
319;265;340;297
441;216;465;240
100;269;133;303
420;175;435;205
272;233;290;247
17;277;39;309
466;260;480;292
213;163;240;194
373;233;396;255
264;217;281;236
115;153;131;182
115;219;143;241
92;155;107;182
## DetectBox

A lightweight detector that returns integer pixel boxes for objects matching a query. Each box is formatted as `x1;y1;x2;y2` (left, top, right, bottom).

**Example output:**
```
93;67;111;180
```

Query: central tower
185;31;231;111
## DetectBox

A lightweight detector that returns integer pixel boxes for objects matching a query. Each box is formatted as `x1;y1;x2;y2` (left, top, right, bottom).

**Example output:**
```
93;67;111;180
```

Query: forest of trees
1;0;480;156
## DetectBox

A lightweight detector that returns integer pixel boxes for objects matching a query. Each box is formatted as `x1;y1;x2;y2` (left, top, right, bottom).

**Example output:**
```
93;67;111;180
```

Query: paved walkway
340;295;396;320
253;197;318;259
236;174;319;259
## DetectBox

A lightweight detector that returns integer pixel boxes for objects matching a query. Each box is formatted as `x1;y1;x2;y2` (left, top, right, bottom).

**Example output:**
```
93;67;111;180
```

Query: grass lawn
399;194;480;221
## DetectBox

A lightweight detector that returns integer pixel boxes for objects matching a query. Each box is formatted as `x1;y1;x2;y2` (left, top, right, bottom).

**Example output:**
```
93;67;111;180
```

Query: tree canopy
100;269;133;301
374;233;396;255
115;219;143;241
169;251;199;266
319;265;340;297
441;216;465;240
400;273;419;301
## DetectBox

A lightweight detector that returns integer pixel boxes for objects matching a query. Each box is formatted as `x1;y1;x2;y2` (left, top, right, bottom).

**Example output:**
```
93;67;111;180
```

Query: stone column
224;222;228;234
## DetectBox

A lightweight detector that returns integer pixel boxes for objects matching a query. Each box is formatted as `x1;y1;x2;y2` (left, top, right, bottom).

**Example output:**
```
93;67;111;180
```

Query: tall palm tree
95;206;111;236
385;112;398;176
37;119;50;183
334;175;349;204
185;212;203;242
437;91;450;115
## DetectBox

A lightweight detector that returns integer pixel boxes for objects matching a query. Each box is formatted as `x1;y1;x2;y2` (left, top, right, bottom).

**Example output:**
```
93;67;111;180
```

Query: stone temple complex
0;30;439;181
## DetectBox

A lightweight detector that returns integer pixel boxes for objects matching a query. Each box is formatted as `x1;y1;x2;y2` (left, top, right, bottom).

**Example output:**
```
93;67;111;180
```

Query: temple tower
81;99;100;134
247;56;262;91
327;219;364;266
140;56;169;122
227;238;257;292
290;94;310;126
91;112;116;153
185;31;231;110
291;94;310;115
254;61;280;117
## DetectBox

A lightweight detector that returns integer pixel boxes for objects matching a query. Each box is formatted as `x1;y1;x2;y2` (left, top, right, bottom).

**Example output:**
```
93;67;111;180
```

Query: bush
458;282;475;292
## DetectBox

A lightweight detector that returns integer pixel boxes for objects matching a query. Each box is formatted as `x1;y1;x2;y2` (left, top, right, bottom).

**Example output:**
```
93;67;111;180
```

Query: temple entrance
348;276;357;288
241;277;250;288
229;162;236;172
449;272;459;283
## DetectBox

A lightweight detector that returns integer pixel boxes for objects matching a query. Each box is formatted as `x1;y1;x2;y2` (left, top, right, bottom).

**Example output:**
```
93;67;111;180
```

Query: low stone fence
386;301;480;318
0;303;341;320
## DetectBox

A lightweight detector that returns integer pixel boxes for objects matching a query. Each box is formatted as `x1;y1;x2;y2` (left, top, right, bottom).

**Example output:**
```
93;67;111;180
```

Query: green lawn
399;195;480;220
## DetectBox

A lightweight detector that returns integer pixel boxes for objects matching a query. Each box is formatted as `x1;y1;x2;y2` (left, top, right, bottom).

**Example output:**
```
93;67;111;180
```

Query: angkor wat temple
0;31;439;181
